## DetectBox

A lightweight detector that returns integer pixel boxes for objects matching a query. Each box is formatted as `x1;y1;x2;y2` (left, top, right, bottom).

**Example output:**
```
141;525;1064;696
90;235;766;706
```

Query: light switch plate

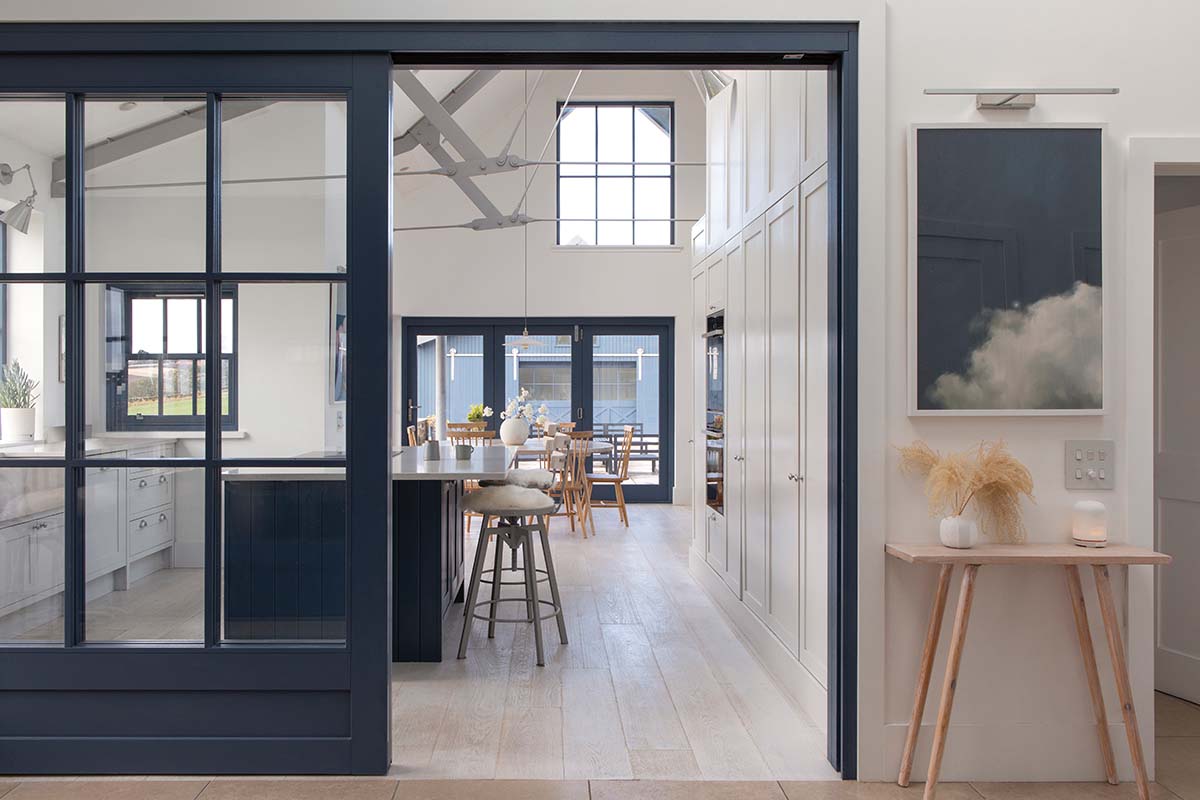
1065;439;1115;490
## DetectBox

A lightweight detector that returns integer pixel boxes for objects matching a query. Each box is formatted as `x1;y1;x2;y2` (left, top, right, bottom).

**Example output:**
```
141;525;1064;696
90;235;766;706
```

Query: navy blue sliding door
0;53;393;775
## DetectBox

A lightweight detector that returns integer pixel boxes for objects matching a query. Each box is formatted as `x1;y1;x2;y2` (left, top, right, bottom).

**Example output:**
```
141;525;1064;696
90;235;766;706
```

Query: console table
886;543;1171;800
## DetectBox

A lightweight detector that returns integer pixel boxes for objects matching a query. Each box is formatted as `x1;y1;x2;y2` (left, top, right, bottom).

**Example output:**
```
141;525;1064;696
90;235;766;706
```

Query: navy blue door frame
0;20;858;778
400;317;675;503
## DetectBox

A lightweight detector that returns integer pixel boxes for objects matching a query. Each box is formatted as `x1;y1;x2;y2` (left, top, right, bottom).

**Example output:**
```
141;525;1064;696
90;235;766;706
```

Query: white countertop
221;443;515;482
0;436;178;458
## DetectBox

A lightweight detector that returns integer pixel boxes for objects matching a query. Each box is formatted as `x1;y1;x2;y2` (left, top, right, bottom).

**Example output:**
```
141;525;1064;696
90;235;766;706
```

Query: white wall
392;69;704;501
75;102;344;458
7;0;1198;784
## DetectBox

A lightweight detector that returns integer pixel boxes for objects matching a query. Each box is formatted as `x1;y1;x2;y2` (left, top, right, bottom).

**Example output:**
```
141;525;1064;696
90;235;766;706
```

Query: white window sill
551;245;684;253
102;430;249;440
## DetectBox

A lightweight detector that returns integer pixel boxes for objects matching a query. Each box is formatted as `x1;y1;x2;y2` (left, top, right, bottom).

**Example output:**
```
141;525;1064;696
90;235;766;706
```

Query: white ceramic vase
0;407;35;443
939;515;978;549
500;417;530;446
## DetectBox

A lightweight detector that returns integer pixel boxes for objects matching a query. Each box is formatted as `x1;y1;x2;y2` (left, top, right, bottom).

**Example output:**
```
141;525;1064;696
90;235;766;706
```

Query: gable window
556;101;674;247
107;284;237;431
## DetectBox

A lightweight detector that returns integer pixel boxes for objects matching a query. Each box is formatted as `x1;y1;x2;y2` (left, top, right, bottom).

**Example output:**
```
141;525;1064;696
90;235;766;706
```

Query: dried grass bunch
898;439;1035;543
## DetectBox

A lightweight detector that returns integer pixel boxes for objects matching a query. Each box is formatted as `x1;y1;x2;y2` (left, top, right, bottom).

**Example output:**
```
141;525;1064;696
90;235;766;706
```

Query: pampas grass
898;439;1035;543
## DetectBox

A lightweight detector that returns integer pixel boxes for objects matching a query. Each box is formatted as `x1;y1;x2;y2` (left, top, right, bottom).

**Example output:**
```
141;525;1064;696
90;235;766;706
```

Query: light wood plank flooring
390;504;835;781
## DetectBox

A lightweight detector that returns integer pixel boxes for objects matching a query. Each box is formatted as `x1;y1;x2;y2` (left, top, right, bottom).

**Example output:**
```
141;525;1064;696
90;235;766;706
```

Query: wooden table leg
1093;564;1151;800
1064;564;1119;785
899;563;954;787
924;563;979;800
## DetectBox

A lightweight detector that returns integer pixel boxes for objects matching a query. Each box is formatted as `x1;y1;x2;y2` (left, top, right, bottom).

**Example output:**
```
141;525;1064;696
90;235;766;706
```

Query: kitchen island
222;444;513;660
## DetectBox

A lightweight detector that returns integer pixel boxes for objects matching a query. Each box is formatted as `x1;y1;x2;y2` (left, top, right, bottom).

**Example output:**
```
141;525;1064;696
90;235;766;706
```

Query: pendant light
507;70;541;352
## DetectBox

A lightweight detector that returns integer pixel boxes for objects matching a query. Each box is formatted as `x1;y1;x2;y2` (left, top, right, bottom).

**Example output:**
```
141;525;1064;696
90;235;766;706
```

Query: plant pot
939;515;978;549
499;417;530;446
0;407;35;443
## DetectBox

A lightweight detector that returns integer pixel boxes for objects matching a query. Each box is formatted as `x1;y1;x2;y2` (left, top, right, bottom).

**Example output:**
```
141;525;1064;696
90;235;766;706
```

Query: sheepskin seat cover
477;468;554;489
462;485;555;515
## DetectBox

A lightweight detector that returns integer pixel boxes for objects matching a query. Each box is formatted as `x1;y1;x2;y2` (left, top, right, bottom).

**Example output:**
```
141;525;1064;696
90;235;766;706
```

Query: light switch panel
1065;439;1115;490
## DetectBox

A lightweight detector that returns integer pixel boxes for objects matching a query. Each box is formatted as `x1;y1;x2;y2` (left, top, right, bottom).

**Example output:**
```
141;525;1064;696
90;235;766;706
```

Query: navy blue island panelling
224;480;347;641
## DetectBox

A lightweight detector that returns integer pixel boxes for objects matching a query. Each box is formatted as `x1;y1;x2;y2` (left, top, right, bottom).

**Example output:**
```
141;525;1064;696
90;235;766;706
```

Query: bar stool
457;485;568;666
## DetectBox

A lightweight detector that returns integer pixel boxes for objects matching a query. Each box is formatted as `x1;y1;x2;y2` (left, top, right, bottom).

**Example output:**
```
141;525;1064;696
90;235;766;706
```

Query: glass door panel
590;333;663;488
413;332;487;443
502;329;575;430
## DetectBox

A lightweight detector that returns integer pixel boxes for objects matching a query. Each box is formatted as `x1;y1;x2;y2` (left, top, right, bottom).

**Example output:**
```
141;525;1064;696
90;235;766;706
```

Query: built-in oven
703;313;724;515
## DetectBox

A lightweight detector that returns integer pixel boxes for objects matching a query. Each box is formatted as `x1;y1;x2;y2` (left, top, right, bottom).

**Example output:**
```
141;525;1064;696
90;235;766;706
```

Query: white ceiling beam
393;69;488;163
394;69;497;157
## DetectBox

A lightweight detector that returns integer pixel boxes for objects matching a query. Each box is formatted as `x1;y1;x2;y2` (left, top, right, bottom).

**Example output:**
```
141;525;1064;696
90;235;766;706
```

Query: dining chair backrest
616;425;635;480
447;421;487;432
449;429;496;447
567;429;594;440
406;425;418;447
556;422;577;432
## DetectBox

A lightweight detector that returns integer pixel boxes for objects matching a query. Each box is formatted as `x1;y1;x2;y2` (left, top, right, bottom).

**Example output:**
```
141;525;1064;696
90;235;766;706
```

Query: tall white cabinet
690;69;830;723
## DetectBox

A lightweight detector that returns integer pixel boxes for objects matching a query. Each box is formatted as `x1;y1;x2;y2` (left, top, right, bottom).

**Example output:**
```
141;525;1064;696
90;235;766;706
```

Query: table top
514;437;614;456
886;542;1172;566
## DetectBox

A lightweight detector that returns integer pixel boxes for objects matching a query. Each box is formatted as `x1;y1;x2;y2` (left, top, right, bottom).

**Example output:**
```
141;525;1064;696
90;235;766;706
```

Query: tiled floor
390;504;836;781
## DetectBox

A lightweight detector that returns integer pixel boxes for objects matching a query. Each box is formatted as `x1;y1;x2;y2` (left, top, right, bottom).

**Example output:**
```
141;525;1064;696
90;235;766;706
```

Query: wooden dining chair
447;429;495;532
448;429;496;447
406;425;418;447
588;424;634;527
447;421;487;433
562;433;596;536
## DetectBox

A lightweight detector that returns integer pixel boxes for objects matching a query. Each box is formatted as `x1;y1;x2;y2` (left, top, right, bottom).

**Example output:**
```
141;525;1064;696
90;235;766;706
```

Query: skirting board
689;546;828;730
884;720;1145;782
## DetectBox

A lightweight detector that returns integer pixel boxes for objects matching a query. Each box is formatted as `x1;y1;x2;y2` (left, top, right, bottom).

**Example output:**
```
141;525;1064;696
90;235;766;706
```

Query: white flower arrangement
500;389;551;430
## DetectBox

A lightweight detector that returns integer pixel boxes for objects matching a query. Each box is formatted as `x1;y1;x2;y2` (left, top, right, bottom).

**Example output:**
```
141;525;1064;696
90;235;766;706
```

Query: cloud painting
928;282;1101;410
913;126;1103;413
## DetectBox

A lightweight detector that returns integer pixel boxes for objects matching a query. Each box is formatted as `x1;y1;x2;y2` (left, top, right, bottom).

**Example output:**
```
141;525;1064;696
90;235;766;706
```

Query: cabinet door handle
139;520;148;529
138;479;148;488
159;474;169;484
159;513;168;522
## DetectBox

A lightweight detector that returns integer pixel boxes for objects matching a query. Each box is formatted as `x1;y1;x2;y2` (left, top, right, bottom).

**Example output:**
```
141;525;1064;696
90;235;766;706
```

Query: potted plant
498;388;548;446
898;439;1034;548
0;360;39;443
467;403;493;424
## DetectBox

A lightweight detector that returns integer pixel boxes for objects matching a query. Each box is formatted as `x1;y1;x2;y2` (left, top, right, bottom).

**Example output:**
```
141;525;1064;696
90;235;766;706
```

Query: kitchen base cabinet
393;479;465;662
0;439;180;640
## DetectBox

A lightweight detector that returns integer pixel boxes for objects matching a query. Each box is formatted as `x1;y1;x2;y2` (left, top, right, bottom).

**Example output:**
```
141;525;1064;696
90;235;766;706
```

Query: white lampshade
1072;500;1107;548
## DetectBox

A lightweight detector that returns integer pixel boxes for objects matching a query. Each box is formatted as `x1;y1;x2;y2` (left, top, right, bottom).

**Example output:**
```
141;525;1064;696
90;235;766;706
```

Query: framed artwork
908;123;1105;415
329;284;347;403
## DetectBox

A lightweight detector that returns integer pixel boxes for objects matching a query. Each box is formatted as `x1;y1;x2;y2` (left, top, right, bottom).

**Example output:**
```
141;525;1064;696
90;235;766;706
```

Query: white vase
0;407;35;443
939;515;978;549
500;417;530;446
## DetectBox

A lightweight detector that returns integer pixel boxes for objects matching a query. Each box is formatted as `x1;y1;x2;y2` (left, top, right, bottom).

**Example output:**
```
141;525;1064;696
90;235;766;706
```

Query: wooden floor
391;503;836;781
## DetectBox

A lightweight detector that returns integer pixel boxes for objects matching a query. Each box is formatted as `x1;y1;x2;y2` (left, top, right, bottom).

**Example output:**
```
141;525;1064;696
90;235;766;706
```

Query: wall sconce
0;162;37;234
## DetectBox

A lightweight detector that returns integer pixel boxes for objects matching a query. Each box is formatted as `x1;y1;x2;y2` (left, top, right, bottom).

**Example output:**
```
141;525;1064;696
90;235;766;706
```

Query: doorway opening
388;61;844;781
1152;168;1200;796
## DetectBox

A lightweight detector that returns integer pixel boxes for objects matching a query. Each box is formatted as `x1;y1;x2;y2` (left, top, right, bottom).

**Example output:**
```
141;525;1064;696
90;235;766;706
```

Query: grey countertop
221;443;515;482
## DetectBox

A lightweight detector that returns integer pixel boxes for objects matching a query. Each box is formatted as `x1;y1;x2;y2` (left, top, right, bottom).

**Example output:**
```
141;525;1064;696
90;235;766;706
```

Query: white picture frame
907;122;1108;417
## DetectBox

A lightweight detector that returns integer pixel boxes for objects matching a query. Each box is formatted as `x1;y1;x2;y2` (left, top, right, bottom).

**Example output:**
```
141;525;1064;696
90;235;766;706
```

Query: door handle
407;398;421;422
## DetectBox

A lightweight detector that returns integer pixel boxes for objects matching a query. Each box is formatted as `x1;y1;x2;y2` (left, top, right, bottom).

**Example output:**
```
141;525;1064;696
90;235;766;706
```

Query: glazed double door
403;317;674;502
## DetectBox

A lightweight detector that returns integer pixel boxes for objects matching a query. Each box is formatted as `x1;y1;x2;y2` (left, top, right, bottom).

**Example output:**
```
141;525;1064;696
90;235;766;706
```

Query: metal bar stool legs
458;510;567;665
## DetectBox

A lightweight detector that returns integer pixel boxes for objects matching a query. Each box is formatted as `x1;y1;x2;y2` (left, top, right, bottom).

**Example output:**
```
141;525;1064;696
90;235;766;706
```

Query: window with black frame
106;284;236;431
556;101;674;246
